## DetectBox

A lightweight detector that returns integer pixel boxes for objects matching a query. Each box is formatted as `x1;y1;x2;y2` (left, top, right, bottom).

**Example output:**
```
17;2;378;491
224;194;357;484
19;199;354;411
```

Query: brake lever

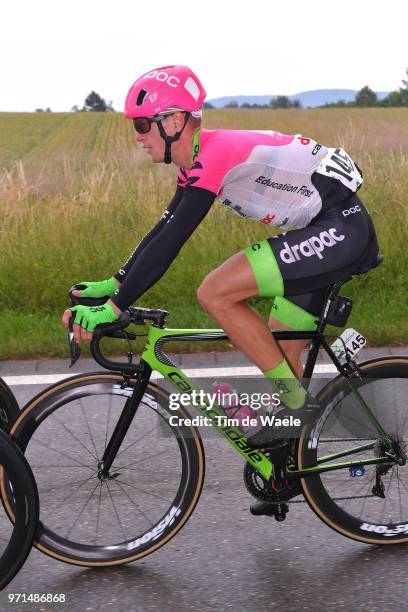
68;317;81;367
67;284;108;368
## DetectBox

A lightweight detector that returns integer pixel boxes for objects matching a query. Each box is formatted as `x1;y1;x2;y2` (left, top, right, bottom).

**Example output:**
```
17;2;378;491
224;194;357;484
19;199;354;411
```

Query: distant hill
207;89;390;108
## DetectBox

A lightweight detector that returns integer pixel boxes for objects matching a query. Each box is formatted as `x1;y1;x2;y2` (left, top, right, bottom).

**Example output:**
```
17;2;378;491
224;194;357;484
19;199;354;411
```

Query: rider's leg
196;251;287;372
268;316;309;380
268;294;323;378
197;248;309;409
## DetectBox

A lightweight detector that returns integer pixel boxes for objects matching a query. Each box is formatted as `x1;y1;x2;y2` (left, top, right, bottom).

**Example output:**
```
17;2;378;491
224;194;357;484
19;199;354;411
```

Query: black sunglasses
132;113;174;135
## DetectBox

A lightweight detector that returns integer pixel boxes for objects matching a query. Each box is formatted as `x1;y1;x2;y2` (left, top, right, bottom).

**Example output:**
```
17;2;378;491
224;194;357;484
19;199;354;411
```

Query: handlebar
90;312;144;375
67;285;168;373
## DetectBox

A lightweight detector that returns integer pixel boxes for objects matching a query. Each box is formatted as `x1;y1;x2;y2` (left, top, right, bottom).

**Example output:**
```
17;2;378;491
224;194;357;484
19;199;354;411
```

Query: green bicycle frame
135;323;394;482
142;325;274;480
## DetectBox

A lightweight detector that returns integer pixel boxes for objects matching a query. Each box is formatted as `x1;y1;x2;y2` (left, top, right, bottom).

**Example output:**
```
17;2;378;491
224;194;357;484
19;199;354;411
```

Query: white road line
3;364;337;386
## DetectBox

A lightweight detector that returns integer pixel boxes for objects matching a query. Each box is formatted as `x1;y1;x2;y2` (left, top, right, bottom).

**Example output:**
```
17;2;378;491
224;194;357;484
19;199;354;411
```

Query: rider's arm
113;186;185;282
111;186;215;311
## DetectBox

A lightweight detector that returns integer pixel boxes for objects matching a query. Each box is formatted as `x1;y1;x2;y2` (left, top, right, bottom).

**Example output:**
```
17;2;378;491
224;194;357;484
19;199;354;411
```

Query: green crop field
0;108;407;358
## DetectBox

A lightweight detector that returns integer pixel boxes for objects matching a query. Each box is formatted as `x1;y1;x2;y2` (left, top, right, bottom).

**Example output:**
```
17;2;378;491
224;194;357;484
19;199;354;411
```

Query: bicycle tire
298;356;408;544
0;430;39;590
6;372;205;567
0;378;19;432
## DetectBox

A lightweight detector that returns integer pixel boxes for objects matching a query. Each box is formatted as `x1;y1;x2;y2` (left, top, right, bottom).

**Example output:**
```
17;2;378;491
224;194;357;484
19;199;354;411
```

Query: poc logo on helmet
279;229;345;263
342;205;361;217
143;70;180;88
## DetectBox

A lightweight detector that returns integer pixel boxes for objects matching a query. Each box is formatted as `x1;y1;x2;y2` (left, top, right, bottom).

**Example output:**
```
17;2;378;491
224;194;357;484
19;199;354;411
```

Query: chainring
243;446;302;503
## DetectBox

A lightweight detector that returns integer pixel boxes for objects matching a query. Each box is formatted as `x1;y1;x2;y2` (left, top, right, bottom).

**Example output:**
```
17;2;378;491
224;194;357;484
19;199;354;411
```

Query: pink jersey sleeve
177;136;241;194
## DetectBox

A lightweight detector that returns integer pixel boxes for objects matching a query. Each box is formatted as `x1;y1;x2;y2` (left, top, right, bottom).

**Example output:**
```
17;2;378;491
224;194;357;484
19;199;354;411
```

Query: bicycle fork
98;361;152;478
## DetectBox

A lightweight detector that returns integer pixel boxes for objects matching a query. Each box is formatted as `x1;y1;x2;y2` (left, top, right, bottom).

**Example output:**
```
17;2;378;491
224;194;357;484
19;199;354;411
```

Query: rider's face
135;113;184;163
135;115;175;163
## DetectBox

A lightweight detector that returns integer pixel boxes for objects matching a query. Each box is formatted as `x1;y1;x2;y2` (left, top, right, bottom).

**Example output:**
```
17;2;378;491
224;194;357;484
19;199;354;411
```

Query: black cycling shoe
250;500;277;516
250;482;303;516
250;480;303;516
246;395;321;449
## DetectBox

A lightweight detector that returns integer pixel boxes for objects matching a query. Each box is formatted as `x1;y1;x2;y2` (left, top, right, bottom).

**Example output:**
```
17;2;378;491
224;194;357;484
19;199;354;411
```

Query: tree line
323;68;408;107
36;91;114;113
205;96;302;110
205;66;408;109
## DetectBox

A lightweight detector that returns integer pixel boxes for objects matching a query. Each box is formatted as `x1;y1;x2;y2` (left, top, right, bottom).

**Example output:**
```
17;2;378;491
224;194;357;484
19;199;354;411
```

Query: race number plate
330;328;367;362
316;147;363;192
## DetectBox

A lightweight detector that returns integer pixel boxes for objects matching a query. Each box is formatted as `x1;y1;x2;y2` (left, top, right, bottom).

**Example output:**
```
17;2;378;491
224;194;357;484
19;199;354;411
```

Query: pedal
274;503;289;522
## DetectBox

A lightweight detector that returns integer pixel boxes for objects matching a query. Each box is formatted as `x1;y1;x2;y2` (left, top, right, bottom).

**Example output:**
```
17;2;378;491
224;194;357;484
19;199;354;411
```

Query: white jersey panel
218;136;329;228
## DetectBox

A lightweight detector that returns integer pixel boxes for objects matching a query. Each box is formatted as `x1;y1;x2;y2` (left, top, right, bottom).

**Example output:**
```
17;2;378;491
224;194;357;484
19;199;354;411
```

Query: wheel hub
97;461;120;481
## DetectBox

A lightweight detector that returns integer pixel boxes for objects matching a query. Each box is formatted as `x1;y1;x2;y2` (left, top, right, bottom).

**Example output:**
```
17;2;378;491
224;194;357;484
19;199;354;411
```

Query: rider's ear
173;111;185;131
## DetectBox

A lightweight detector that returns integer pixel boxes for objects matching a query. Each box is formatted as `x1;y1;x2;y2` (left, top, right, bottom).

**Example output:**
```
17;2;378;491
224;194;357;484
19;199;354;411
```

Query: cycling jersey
112;127;373;316
177;129;363;229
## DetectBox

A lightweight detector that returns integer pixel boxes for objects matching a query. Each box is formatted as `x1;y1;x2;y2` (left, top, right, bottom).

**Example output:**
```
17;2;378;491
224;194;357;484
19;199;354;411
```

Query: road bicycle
0;363;37;589
0;378;20;432
0;429;39;589
3;254;408;568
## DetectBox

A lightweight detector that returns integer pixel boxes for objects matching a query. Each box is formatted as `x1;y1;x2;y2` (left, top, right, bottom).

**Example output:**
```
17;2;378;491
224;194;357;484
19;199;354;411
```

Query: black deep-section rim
0;430;39;590
7;374;205;566
298;357;408;544
0;378;20;432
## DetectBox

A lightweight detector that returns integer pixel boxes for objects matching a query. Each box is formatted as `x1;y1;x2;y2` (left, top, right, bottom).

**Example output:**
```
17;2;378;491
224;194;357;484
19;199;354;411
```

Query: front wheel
5;373;205;567
298;356;408;544
0;378;20;432
0;430;39;590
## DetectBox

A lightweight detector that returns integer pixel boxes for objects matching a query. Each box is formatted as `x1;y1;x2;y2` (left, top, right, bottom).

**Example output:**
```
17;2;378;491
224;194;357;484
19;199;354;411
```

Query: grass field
0;108;407;358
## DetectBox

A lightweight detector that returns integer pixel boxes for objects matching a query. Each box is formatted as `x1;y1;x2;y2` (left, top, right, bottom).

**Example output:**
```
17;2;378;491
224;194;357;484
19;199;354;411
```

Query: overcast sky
1;0;407;112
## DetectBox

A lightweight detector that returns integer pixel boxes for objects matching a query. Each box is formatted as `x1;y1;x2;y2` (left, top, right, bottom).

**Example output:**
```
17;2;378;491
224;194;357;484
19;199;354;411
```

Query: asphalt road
1;347;408;612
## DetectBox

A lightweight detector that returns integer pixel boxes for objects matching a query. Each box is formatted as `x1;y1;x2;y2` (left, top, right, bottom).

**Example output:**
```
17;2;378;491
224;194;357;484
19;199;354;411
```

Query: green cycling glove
75;277;119;299
70;303;119;333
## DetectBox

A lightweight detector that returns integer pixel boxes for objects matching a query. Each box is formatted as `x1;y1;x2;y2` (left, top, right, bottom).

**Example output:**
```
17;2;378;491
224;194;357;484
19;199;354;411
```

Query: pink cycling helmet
125;65;206;118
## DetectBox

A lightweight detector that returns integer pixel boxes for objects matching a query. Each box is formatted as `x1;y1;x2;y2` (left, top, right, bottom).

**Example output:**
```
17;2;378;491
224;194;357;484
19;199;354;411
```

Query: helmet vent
136;89;148;106
184;77;200;101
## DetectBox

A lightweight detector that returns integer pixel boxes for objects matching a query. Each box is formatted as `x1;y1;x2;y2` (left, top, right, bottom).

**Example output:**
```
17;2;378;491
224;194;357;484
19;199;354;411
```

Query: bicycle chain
319;438;376;443
269;494;376;506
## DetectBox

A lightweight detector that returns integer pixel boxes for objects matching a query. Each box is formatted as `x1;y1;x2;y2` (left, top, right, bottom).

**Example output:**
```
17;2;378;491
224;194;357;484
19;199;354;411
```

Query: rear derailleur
372;436;407;499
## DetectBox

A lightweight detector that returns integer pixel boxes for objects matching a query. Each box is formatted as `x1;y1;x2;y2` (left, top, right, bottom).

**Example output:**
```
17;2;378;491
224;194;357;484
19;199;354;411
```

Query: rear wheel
6;373;205;567
298;357;408;544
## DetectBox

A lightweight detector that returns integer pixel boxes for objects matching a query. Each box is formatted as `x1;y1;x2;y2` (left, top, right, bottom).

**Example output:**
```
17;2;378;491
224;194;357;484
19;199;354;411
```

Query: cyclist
63;65;379;475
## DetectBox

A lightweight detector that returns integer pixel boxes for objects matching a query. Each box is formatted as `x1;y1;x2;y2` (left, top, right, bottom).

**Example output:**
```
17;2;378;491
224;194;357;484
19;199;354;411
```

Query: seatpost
302;280;347;383
317;281;344;334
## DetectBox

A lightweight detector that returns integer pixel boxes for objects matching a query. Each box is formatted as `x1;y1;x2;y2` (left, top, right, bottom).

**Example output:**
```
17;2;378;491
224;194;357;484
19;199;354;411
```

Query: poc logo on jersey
342;205;361;217
143;70;180;88
279;229;345;263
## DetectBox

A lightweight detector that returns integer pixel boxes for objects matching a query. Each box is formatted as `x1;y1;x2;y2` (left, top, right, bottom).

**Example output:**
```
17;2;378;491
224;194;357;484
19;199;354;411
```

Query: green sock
264;360;306;409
